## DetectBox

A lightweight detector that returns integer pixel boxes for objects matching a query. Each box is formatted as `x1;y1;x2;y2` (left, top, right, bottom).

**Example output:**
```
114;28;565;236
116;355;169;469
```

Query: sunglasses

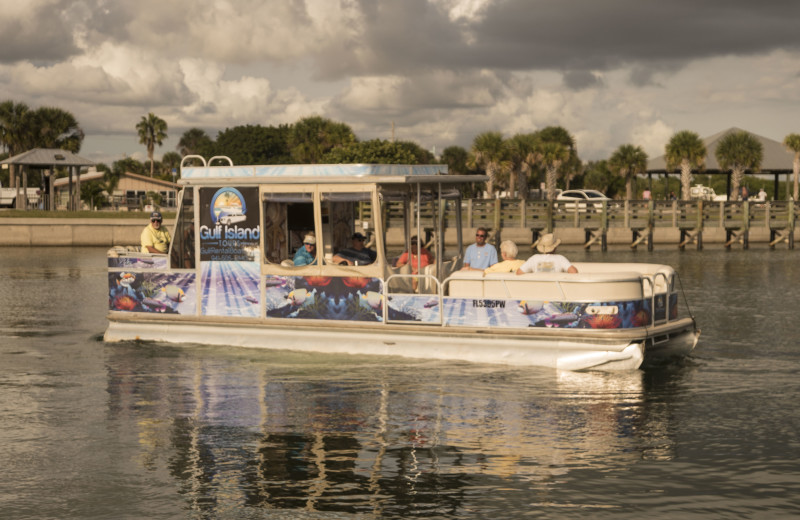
476;234;486;238
151;219;162;223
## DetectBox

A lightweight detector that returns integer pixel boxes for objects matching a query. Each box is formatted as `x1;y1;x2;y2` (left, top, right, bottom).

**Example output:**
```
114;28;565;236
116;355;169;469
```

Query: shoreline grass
0;210;176;219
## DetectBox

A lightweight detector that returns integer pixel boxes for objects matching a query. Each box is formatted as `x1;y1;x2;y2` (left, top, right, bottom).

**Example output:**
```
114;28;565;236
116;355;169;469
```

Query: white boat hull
104;315;698;371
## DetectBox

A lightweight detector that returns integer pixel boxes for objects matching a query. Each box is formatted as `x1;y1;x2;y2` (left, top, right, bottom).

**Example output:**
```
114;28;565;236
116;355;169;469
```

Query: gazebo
646;127;794;199
1;148;95;210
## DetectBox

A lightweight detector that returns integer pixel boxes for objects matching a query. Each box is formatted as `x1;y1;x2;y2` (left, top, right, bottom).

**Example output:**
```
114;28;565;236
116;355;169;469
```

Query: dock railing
372;198;797;249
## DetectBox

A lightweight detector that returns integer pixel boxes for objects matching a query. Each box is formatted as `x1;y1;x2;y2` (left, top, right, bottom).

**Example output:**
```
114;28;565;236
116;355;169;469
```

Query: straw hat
536;233;561;253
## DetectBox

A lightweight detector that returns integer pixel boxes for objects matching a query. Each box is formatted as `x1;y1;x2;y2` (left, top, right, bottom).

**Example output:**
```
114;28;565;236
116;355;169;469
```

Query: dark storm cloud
0;0;80;63
316;0;800;77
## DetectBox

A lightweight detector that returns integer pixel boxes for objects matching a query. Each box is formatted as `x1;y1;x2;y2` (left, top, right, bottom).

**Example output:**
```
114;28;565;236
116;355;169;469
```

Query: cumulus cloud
2;0;800;164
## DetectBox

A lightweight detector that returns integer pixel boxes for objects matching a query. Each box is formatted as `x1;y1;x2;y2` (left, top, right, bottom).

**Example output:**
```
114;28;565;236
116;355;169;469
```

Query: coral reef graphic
441;297;656;329
108;271;196;314
265;275;384;322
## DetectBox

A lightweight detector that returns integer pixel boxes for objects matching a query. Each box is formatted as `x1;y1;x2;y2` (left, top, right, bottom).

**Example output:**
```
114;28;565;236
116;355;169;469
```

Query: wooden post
493;198;501;247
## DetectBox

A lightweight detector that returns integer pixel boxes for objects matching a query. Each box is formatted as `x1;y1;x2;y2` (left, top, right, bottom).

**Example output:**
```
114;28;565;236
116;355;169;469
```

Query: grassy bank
0;210;176;219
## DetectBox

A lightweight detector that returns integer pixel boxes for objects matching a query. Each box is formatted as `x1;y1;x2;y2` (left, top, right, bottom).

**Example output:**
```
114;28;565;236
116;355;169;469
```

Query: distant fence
372;199;797;249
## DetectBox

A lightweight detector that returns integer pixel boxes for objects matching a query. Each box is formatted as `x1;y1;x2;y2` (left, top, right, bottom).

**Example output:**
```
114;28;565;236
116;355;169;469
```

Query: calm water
1;246;799;519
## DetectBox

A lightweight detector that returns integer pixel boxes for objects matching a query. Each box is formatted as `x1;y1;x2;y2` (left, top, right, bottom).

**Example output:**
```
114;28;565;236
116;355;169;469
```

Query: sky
2;0;799;166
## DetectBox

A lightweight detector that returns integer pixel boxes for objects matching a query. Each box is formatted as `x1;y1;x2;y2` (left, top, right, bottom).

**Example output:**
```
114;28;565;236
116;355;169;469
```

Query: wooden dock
379;199;798;250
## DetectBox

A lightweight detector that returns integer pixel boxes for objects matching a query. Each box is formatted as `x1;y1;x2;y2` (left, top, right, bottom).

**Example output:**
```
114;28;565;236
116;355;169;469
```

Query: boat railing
384;273;443;325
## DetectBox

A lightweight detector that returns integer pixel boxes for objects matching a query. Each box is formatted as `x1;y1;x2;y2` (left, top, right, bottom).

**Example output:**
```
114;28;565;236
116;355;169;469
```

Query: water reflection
105;345;687;516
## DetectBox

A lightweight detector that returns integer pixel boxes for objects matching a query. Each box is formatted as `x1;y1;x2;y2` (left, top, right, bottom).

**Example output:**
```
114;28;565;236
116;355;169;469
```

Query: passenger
484;240;525;274
140;211;171;254
461;227;498;271
293;233;317;266
516;233;578;274
332;232;377;266
395;236;433;274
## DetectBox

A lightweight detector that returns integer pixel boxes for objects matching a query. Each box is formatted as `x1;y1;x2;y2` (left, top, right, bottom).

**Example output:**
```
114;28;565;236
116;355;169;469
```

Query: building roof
1;148;95;167
53;169;180;189
647;127;793;173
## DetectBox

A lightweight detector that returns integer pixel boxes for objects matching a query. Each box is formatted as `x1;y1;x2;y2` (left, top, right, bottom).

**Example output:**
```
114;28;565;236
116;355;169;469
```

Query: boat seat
446;270;485;297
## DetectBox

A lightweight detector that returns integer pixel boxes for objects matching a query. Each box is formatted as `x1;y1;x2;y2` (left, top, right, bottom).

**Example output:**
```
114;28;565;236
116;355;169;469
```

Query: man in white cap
141;211;171;254
516;233;577;274
293;233;318;266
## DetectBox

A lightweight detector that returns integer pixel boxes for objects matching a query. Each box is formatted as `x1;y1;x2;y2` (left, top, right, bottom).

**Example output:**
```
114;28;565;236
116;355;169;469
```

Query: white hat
536;233;561;253
303;234;316;245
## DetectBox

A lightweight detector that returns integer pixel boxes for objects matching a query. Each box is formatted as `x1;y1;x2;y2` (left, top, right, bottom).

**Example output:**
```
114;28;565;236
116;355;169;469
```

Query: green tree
583;160;623;198
665;130;706;200
177;127;213;157
136;113;168;177
214;124;292;165
468;131;510;197
113;156;146;177
160;151;182;179
323;139;418;164
508;133;539;199
31;106;84;152
783;133;800;201
440;146;469;174
608;144;648;200
81;180;106;209
715;131;763;201
539;141;570;201
289;116;356;164
537;126;580;190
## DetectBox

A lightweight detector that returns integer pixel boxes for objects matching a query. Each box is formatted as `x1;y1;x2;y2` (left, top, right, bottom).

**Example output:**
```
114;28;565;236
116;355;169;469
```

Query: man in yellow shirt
141;211;172;254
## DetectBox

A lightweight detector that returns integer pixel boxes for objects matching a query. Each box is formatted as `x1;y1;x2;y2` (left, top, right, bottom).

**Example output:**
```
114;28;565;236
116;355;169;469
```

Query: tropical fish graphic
542;312;579;327
424;297;439;308
518;301;542;315
162;285;185;302
265;277;287;288
361;291;383;310
118;272;135;287
142;297;167;311
287;288;309;306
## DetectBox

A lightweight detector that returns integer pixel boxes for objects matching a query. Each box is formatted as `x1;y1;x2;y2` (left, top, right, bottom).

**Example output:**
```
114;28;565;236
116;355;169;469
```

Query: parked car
690;184;727;202
556;189;611;212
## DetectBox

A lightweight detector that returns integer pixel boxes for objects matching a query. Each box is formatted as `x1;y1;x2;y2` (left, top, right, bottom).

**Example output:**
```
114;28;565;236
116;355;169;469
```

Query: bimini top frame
178;155;487;186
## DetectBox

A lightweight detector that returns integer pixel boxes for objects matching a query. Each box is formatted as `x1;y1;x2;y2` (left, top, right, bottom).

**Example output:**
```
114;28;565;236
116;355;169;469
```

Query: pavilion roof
647;127;793;173
1;148;95;167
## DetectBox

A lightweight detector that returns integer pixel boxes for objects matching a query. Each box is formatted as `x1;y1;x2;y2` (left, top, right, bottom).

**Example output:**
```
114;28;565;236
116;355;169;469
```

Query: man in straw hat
516;233;577;274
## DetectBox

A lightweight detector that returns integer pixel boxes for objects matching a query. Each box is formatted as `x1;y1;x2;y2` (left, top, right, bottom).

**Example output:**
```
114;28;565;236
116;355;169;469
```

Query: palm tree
136;113;168;177
31;106;84;152
608;144;648;200
537;126;581;191
177;128;212;157
508;133;539;200
783;133;800;201
289;116;356;164
539;141;570;201
665;130;706;200
160;151;182;179
0;100;32;189
715;131;763;201
468;131;510;197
